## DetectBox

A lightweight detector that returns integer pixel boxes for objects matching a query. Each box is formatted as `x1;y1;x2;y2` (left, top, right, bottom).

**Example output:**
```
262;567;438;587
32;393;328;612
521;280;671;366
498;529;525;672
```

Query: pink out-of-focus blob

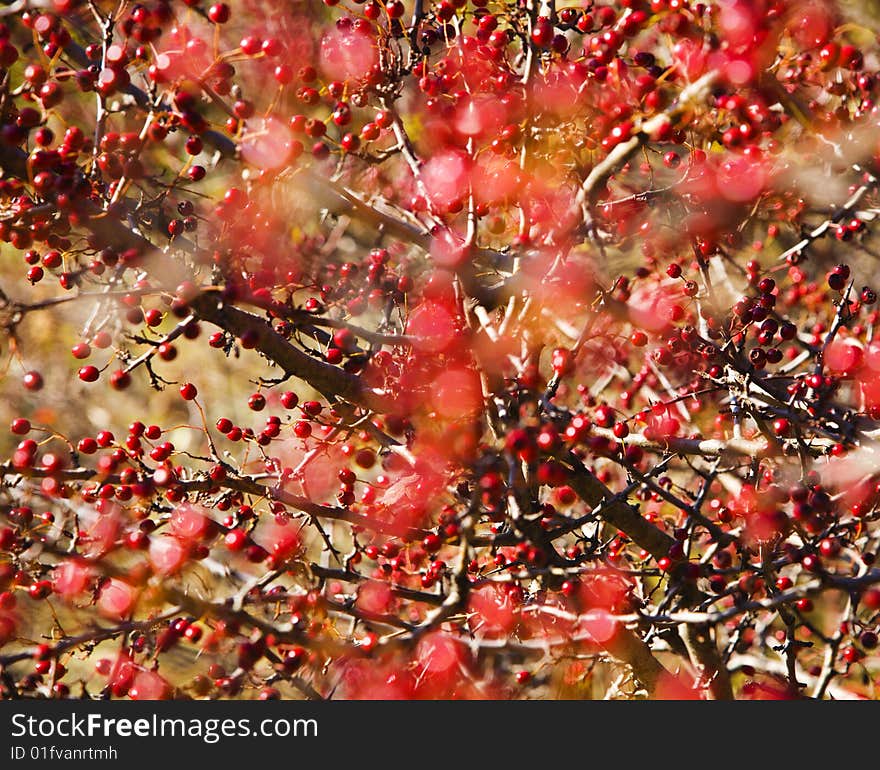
729;485;789;546
530;64;581;118
149;536;187;576
372;458;444;536
52;559;94;600
718;156;766;203
579;570;631;610
472;154;522;208
319;26;377;83
671;38;708;80
241;117;295;170
406;301;458;353
0;611;17;644
430;367;483;419
825;340;864;374
741;678;796;700
786;0;833;49
644;414;681;441
421;149;470;210
152;25;211;82
170;503;212;541
718;1;757;49
521;599;577;639
82;507;120;560
454;94;506;139
578;608;618;644
252;515;301;562
356;581;395;615
532;190;582;246
430;228;468;268
416;632;466;674
298;443;346;502
655;671;701;700
627;282;680;333
723;56;755;86
865;341;880;371
151;49;207;83
862;376;880;409
97;579;136;620
840;476;876;513
859;341;880;407
129;669;170;700
340;661;414;700
467;585;518;635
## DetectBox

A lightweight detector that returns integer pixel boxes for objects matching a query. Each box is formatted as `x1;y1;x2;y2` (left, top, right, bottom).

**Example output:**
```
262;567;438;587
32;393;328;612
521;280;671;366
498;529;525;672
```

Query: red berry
11;418;30;435
184;625;203;643
842;646;860;664
531;19;553;47
551;347;573;376
225;529;247;551
772;418;790;437
179;382;198;400
110;369;131;390
71;342;92;359
333;328;357;352
78;365;99;382
22;371;43;391
207;3;230;23
862;589;880;610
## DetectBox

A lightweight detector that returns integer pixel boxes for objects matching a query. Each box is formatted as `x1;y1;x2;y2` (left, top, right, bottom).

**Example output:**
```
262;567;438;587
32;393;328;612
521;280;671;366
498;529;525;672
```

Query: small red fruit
22;371;43;391
78;365;99;382
179;383;198;400
207;2;230;23
11;418;31;435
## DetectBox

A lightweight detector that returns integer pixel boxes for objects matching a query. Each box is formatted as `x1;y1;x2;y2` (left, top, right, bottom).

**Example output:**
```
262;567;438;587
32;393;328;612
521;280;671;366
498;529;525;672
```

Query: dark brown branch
187;292;393;412
561;451;677;561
